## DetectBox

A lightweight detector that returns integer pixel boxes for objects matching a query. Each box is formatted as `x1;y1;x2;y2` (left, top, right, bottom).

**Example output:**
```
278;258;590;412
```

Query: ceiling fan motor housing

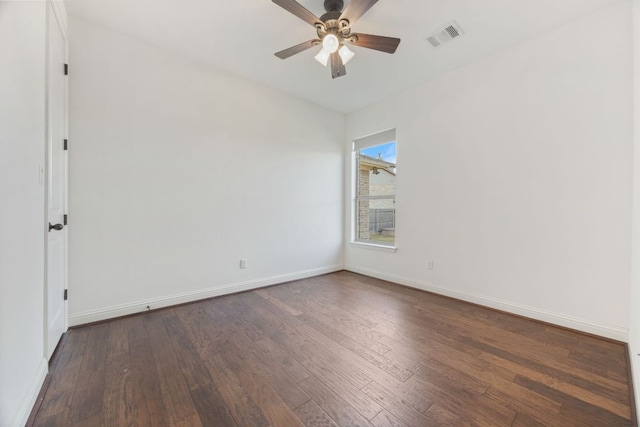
318;1;351;39
323;0;344;12
316;13;351;39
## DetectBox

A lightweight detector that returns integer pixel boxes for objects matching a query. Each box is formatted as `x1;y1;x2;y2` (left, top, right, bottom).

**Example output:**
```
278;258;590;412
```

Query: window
353;129;396;247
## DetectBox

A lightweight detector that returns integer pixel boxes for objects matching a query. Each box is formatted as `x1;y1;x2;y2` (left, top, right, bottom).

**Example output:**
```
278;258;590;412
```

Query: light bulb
322;34;339;54
314;49;330;67
339;45;355;65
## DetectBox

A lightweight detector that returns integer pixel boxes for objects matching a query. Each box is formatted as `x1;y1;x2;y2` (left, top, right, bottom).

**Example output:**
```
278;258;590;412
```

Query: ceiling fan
273;0;401;79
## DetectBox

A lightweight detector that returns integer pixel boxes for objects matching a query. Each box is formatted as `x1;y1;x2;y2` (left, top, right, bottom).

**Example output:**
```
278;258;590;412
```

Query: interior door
46;3;68;359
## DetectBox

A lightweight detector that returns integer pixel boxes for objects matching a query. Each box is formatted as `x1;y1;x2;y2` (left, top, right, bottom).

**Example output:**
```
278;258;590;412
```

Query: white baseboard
69;263;629;341
69;265;343;326
345;265;629;342
10;357;48;427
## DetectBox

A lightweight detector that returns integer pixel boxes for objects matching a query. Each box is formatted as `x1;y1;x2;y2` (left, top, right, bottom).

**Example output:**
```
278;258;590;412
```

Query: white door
46;3;68;359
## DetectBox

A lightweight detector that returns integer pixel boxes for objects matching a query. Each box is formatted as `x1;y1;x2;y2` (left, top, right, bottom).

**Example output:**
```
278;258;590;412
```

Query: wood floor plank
268;283;392;354
297;313;414;381
483;376;562;423
366;372;514;426
406;371;517;426
101;350;132;426
255;288;303;316
297;375;374;427
471;337;632;419
33;387;74;420
125;316;169;426
145;312;201;425
252;301;383;395
361;380;437;427
171;414;204;427
67;371;106;426
510;412;546;427
254;336;312;383
387;338;516;391
66;323;109;425
369;409;408;427
294;400;340;427
190;383;238;427
459;331;629;397
105;317;129;357
514;375;631;425
205;352;270;427
237;291;296;337
297;356;383;421
410;354;491;394
31;271;635;427
45;329;88;396
267;326;383;420
215;296;266;341
163;309;214;391
423;403;467;426
219;339;306;427
175;302;227;356
217;328;311;410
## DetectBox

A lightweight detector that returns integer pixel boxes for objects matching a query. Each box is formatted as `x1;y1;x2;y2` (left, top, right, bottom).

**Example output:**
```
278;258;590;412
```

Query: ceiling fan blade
330;52;346;79
275;40;320;59
350;33;400;54
339;0;378;24
272;0;322;27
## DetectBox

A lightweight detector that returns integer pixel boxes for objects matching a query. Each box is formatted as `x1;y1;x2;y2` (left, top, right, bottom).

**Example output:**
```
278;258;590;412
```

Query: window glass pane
356;200;396;245
355;140;396;247
357;142;396;198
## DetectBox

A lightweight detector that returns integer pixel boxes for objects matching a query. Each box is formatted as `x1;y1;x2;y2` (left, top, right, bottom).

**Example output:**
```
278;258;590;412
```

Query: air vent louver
427;22;464;48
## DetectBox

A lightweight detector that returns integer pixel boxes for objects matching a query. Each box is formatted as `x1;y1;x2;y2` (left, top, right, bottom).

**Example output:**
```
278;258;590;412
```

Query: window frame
351;129;397;249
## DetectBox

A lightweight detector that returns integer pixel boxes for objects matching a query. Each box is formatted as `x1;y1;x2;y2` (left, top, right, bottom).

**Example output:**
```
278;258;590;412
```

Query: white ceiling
65;0;622;113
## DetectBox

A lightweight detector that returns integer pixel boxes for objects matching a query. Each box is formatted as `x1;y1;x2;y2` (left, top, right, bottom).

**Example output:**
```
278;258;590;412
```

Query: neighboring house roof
359;154;396;176
374;168;396;178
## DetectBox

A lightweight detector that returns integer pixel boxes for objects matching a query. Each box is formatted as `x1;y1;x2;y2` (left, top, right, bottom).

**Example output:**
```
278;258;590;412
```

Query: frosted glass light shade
339;45;355;65
322;34;339;53
314;49;330;66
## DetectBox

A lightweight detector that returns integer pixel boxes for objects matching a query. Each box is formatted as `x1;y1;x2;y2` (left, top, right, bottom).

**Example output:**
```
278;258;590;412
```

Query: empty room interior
4;0;640;425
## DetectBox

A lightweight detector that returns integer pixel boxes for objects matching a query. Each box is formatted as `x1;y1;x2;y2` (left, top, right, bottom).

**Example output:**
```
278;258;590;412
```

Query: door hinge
64;214;68;226
63;139;68;150
64;289;68;301
64;63;68;76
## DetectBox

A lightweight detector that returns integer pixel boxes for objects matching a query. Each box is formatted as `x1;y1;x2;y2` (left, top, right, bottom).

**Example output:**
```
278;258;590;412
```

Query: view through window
355;138;396;246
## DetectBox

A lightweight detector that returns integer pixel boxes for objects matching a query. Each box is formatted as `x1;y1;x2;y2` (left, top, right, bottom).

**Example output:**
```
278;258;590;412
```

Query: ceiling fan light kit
314;49;331;66
322;33;340;53
273;0;401;79
339;45;355;64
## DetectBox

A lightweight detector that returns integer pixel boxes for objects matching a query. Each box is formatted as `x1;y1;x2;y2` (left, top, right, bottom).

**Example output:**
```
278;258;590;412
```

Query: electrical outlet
240;258;248;269
428;260;435;270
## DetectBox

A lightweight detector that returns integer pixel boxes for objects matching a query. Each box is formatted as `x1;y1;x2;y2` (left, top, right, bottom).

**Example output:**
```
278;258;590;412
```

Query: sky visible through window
360;141;397;164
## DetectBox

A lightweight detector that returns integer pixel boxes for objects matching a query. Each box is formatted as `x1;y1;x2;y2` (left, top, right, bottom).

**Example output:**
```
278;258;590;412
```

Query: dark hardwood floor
31;271;635;426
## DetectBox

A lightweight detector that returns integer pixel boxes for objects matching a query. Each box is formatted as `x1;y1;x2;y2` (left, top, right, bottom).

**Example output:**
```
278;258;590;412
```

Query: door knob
49;223;64;231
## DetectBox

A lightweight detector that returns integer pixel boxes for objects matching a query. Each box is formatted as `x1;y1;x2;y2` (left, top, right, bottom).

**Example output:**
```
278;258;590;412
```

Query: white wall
345;1;633;340
68;18;345;324
0;2;49;426
630;0;640;414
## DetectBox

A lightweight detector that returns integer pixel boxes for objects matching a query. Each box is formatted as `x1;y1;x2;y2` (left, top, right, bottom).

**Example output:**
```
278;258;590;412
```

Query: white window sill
349;241;397;253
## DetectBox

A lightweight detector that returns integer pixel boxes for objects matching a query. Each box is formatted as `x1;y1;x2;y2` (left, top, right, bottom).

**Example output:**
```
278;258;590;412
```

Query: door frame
44;0;69;360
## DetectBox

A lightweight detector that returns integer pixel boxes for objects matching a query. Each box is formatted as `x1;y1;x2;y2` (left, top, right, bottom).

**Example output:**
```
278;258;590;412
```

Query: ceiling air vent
426;22;464;48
